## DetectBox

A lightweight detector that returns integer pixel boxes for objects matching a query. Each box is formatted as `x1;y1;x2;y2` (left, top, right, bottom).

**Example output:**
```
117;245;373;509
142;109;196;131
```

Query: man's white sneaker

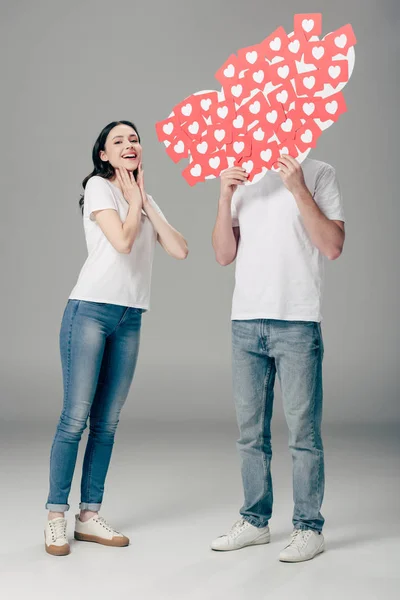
211;518;270;551
74;514;129;547
44;517;70;556
279;529;324;562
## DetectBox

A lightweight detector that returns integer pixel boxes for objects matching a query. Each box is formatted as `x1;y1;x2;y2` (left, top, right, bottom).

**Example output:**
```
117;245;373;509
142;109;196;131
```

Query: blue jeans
232;319;325;532
46;300;142;512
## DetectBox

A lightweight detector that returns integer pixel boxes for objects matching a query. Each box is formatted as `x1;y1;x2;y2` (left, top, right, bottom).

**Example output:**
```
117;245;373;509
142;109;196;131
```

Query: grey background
1;0;399;426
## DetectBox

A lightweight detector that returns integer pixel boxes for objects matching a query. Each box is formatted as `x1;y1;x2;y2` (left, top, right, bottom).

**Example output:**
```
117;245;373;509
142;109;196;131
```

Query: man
211;155;345;562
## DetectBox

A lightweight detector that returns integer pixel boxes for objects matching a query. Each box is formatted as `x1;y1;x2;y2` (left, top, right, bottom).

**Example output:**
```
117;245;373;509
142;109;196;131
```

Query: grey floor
1;419;399;600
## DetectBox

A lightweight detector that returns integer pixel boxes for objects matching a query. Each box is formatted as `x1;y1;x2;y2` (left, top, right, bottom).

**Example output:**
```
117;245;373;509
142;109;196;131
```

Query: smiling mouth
122;154;137;160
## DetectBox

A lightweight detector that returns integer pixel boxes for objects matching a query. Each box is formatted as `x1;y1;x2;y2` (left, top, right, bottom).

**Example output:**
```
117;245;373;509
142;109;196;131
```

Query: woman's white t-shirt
69;176;165;310
231;159;345;323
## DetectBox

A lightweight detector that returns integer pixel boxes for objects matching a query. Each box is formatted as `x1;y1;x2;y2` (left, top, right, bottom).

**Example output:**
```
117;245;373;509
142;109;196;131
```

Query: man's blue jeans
232;319;325;532
46;300;142;512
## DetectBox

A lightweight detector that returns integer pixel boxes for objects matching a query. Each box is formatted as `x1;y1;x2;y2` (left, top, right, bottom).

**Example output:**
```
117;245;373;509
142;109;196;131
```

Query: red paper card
174;97;202;125
164;133;191;163
189;135;219;157
294;120;322;151
303;41;333;69
180;115;208;141
155;114;181;142
275;111;302;143
181;161;206;186
269;60;296;86
250;123;275;144
208;98;236;125
210;121;233;146
294;70;325;96
237;43;266;70
242;63;271;92
294;13;322;41
318;92;347;122
240;91;271;125
322;60;349;87
284;32;308;61
226;133;252;159
261;26;290;61
276;139;299;160
324;24;357;56
267;81;297;111
197;92;219;117
215;54;240;87
264;100;287;132
205;151;229;177
223;79;252;105
295;97;324;120
251;140;280;170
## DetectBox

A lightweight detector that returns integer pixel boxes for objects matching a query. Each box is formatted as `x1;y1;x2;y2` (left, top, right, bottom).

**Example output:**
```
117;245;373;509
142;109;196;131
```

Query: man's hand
220;167;248;201
277;155;307;196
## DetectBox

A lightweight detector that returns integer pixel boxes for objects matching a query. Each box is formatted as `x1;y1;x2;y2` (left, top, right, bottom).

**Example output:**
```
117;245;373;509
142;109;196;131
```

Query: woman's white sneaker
74;515;129;547
279;529;324;562
45;517;70;556
211;518;270;551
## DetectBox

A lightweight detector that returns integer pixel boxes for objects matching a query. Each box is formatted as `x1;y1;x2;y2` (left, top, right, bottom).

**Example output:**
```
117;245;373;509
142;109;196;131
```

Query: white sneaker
44;517;70;556
279;529;324;562
74;514;129;547
211;518;270;551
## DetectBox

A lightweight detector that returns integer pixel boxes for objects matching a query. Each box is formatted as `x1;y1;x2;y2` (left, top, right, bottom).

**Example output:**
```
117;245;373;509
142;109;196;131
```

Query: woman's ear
99;150;108;162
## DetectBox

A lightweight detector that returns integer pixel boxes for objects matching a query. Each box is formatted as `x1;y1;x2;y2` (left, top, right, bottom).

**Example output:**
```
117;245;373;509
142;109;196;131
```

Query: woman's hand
115;167;142;209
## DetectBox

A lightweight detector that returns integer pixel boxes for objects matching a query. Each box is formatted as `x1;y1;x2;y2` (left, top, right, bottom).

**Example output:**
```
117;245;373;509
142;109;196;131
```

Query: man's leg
271;319;325;532
232;319;276;528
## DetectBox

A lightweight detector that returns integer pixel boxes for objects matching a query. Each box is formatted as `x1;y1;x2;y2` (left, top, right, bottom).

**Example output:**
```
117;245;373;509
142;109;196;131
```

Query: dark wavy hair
79;120;141;214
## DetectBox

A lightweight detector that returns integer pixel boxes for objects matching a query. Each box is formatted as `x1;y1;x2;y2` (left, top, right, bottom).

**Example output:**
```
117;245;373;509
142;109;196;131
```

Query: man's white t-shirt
231;158;345;323
69;176;166;310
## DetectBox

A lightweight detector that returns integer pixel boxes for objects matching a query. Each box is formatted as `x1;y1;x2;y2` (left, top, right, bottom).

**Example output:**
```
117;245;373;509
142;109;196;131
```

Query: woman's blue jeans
46;300;142;512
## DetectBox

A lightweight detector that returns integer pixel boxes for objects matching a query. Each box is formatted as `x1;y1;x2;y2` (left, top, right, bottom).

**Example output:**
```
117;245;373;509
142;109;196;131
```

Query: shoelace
286;529;312;550
49;519;67;542
227;518;248;539
95;516;120;535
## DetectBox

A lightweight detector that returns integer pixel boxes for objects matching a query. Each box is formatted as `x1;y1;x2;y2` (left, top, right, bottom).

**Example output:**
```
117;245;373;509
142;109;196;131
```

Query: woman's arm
93;203;142;254
142;196;188;260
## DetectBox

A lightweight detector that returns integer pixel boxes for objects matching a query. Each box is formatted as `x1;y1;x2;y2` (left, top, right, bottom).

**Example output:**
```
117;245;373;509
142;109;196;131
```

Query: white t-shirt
69;175;166;310
231;158;345;323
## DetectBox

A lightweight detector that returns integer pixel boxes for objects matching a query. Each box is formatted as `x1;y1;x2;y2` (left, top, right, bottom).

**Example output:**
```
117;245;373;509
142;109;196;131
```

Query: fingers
222;167;248;182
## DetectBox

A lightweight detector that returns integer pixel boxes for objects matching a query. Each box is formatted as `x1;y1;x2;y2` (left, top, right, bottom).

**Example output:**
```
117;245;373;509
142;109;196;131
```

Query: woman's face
100;124;142;172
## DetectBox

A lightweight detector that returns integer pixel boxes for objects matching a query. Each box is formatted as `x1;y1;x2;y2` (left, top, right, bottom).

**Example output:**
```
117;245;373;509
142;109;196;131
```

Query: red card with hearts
208;98;236;125
226;133;252;160
318;92;347;122
181;115;208;141
294;14;322;41
269;60;296;86
237;43;266;70
250;123;275;145
294;70;325;96
174;97;202;125
295;97;324;120
165;133;191;163
205;151;229;177
267;81;297;111
276;139;299;161
242;63;271;92
275;111;302;143
181;160;206;186
209;122;233;147
261;27;290;61
197;92;219;117
294;120;322;151
223;79;253;105
240;92;271;127
322;60;349;87
284;32;308;61
324;24;357;56
215;54;240;87
303;41;333;69
251;140;280;170
264;100;287;132
188;135;219;157
155;114;181;142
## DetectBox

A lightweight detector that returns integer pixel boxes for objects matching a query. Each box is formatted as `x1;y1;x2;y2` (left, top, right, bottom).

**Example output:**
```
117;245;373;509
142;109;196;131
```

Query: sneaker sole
74;531;129;547
45;542;70;556
211;535;271;552
279;543;324;563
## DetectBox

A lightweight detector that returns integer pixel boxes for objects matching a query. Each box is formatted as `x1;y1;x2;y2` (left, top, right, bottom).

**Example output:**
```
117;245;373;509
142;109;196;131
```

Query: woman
45;120;188;556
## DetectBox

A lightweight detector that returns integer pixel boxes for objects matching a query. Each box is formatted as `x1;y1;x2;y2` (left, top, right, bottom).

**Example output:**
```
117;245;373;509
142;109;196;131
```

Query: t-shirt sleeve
146;194;168;222
313;165;345;222
84;177;118;221
231;186;242;227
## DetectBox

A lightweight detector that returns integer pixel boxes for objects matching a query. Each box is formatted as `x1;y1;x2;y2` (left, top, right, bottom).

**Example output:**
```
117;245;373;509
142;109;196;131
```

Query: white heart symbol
188;121;199;134
214;129;226;142
190;164;202;177
302;19;314;33
182;104;192;117
253;70;264;84
201;98;212;111
301;129;313;143
303;102;315;116
174;141;184;153
269;37;281;51
281;119;293;132
163;123;174;135
261;149;272;162
233;115;244;129
246;51;258;64
197;142;208;154
266;110;278;123
312;46;325;60
209;156;221;169
329;65;341;79
217;106;228;119
278;65;289;79
233;141;245;154
335;34;347;48
276;90;288;104
232;84;243;97
253;127;265;141
281;147;289;155
326;100;338;114
289;39;300;54
304;76;316;89
250;100;261;114
224;64;235;78
242;160;254;173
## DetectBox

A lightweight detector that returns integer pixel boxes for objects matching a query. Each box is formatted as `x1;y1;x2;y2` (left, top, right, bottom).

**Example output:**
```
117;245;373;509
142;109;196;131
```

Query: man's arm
212;167;248;265
277;155;345;260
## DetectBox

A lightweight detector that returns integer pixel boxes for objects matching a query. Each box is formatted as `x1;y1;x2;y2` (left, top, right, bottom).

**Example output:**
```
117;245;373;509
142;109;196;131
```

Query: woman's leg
46;300;109;513
79;307;142;513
